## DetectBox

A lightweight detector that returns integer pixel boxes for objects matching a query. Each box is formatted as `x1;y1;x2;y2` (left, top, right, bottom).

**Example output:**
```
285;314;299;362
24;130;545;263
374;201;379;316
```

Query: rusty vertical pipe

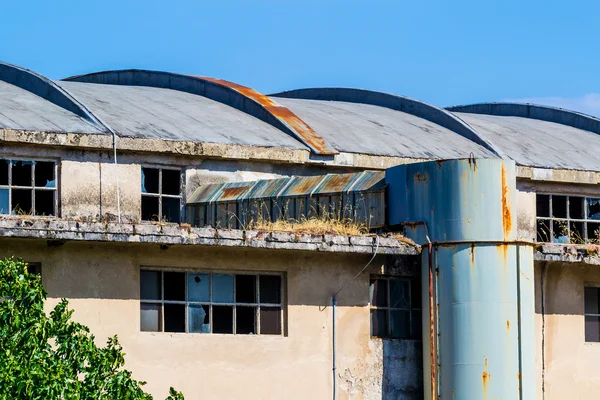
428;241;436;400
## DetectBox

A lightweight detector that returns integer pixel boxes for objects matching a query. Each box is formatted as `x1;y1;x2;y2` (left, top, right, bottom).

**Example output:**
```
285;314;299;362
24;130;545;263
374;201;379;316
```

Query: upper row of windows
0;159;182;223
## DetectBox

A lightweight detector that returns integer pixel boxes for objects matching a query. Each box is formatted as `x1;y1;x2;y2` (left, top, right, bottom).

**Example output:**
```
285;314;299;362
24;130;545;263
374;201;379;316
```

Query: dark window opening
0;159;57;216
585;287;600;342
236;306;256;334
162;197;181;223
12;189;32;214
142;168;159;194
213;306;234;334
34;162;55;188
34;190;54;216
536;194;550;218
141;167;182;223
140;270;284;335
12;161;32;187
0;160;8;186
164;272;185;301
162;169;181;195
164;303;185;333
236;275;256;303
370;276;420;339
536;194;600;243
26;263;41;275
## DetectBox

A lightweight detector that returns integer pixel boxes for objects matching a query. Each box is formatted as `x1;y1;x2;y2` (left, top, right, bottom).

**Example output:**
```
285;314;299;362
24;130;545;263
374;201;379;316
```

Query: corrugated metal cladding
186;171;386;229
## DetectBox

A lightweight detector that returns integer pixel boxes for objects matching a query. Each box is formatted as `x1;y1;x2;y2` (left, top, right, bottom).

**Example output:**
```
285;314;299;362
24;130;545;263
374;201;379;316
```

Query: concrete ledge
535;243;600;265
0;216;418;255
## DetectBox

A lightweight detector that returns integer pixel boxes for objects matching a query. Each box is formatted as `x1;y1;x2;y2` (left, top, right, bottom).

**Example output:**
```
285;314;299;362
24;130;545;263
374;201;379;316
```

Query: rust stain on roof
198;77;337;155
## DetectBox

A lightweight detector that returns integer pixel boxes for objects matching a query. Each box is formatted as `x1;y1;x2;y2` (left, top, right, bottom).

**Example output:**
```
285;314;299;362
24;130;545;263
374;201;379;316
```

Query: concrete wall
0;142;354;223
0;238;422;400
535;261;600;400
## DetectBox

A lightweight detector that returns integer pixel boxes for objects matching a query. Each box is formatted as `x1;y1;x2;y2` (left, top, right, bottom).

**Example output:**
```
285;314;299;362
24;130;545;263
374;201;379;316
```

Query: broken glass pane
0;160;8;185
140;303;162;332
236;275;256;303
212;305;233;334
161;197;180;223
260;307;281;335
34;161;55;188
162;169;181;195
212;274;234;303
588;222;600;242
164;272;185;301
0;188;8;214
141;168;159;194
370;309;387;337
141;195;159;221
569;196;584;219
34;190;54;216
11;189;32;214
370;279;388;307
12;161;32;187
164;303;185;333
236;306;256;334
189;304;210;333
260;275;281;304
536;219;551;243
588;198;600;220
390;279;410;308
390;310;411;339
140;270;161;300
552;220;568;244
188;273;209;302
536;194;550;217
570;221;584;243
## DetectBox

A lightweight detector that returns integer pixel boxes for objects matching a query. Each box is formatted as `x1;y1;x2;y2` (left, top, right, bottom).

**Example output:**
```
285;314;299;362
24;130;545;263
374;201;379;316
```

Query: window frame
585;284;600;343
140;267;286;336
369;275;421;339
535;193;600;243
141;165;184;223
0;157;59;216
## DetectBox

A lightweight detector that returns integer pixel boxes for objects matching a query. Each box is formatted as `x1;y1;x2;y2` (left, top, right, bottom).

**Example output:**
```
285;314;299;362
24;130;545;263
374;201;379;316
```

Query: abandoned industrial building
1;60;600;399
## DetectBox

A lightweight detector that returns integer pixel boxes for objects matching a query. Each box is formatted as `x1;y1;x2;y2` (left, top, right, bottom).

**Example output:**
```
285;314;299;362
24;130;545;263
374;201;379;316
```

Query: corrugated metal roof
456;113;600;172
57;81;308;149
275;98;495;159
187;171;385;204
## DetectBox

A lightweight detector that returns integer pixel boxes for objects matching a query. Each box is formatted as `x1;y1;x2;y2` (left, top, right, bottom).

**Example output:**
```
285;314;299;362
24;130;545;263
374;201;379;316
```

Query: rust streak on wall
501;165;512;240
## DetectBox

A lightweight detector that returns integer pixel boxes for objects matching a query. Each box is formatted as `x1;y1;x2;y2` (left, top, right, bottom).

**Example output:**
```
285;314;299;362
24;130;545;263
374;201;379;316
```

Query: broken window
370;276;421;339
536;194;600;243
0;159;57;216
585;287;600;342
141;167;182;223
140;269;284;335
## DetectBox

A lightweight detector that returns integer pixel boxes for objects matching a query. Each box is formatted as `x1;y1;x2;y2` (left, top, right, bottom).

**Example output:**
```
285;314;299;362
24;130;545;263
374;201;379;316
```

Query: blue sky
2;0;599;115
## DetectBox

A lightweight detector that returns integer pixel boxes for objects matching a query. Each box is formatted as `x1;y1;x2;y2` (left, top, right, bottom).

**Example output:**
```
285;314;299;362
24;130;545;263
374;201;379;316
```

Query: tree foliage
0;257;184;400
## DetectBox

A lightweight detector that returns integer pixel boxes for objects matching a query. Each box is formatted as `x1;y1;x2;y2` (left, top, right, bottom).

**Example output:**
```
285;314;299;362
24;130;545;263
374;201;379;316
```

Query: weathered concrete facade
0;238;421;399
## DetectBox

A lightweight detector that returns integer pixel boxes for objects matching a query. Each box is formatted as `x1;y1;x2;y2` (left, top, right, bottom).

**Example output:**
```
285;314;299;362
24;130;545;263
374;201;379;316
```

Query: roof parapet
0;61;109;131
447;102;600;135
63;70;337;155
271;87;504;158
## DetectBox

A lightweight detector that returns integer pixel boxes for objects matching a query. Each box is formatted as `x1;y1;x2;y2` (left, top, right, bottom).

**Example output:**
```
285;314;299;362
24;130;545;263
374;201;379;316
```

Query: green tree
0;257;184;400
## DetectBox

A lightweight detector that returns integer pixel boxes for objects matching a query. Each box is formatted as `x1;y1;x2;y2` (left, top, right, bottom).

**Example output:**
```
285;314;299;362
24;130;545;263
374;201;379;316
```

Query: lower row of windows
140;269;422;338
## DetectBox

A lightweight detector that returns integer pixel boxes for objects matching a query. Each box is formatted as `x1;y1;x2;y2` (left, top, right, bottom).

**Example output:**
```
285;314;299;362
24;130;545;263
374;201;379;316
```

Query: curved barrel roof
0;61;598;172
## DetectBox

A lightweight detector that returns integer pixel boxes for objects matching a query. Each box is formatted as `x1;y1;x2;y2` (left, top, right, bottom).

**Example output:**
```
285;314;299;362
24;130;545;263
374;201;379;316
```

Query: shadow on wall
382;339;424;400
